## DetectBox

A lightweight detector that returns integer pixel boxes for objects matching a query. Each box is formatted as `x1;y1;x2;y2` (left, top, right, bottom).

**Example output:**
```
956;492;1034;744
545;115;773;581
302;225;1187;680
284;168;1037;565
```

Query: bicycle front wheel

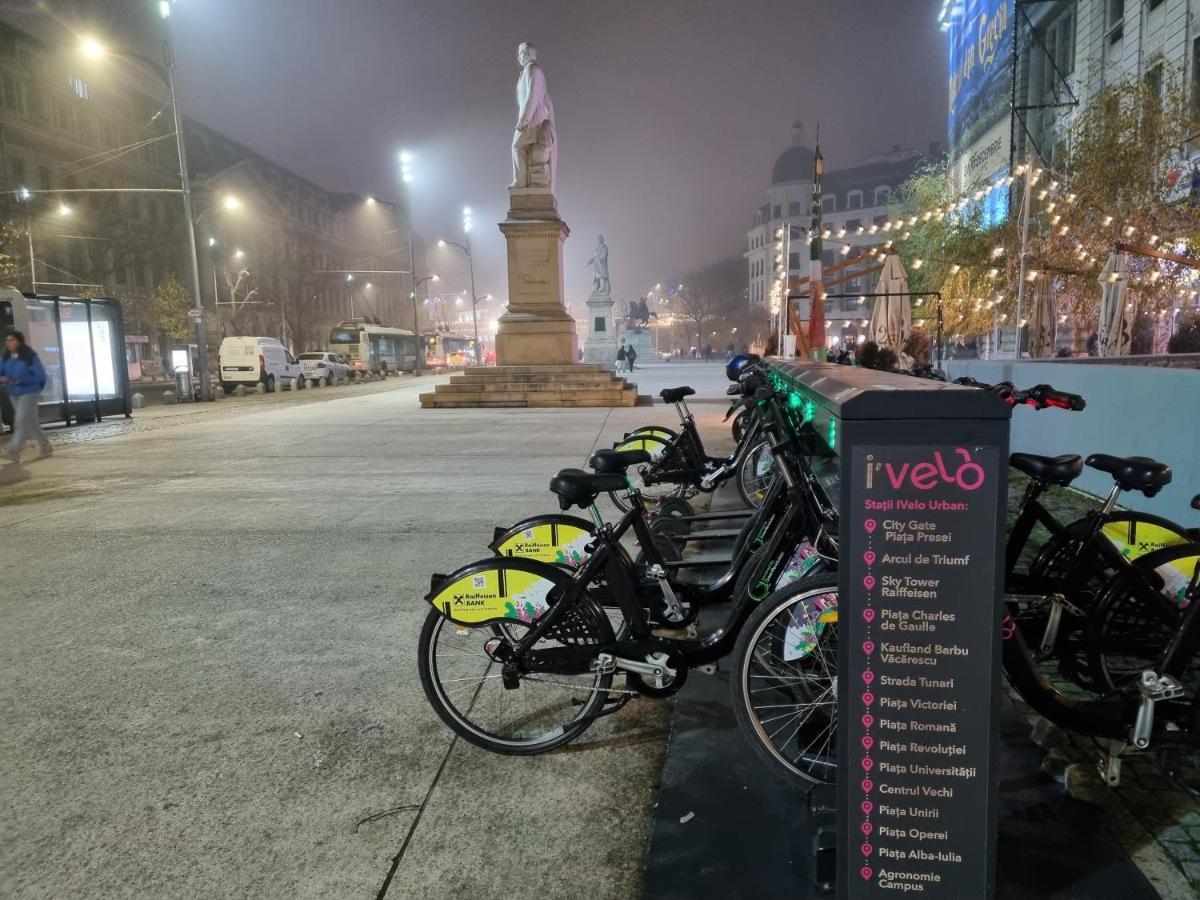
737;439;774;508
418;600;615;755
731;575;840;785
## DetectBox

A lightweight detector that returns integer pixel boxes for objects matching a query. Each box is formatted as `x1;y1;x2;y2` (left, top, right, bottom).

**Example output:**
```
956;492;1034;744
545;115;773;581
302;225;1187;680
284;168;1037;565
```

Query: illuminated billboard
946;0;1013;221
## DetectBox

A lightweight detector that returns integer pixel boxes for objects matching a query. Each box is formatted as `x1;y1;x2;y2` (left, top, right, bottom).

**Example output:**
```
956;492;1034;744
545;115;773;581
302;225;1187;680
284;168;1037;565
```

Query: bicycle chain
521;674;644;696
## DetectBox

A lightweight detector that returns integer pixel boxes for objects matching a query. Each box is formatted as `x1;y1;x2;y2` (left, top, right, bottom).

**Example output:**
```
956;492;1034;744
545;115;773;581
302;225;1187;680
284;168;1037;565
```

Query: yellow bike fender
425;558;572;627
489;515;596;568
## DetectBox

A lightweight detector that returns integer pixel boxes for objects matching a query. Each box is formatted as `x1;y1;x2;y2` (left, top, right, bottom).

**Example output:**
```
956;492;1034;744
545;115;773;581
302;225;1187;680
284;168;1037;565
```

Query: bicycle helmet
726;353;759;382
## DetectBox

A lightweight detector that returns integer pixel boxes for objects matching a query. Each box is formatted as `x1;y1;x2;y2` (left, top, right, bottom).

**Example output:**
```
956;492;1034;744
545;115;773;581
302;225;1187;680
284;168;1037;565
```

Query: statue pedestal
582;291;618;365
495;188;577;366
622;327;656;363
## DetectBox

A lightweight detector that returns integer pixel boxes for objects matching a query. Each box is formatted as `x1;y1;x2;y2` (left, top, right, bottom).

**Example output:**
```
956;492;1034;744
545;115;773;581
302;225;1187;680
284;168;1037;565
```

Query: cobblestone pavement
1009;473;1200;895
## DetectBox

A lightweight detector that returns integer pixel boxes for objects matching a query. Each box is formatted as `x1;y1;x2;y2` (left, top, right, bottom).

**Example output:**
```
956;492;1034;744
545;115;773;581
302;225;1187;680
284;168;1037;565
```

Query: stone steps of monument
419;364;652;408
448;373;628;386
437;380;632;393
454;369;622;381
460;365;610;377
419;390;640;409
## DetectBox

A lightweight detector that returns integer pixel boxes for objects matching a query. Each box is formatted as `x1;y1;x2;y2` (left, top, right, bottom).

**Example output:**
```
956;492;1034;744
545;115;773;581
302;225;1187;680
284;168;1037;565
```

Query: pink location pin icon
863;640;875;655
864;550;876;565
862;670;875;685
863;575;876;590
862;757;875;771
861;800;874;815
861;842;873;857
862;608;876;623
861;778;874;793
861;866;873;881
864;519;877;534
861;821;874;836
862;735;875;750
862;691;875;706
862;713;874;729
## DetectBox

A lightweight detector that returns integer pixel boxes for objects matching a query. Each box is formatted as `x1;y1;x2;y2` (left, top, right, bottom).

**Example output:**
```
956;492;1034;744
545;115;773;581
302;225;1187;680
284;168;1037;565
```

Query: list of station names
842;444;1001;899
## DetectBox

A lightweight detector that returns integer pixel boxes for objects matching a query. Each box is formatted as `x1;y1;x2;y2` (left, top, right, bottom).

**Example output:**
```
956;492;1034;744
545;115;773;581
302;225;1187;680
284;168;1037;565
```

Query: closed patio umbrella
1098;251;1132;357
1027;273;1056;358
867;254;911;349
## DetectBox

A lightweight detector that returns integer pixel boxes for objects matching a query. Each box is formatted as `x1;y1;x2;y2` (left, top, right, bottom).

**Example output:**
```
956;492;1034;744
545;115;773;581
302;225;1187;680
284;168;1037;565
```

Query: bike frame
509;399;836;672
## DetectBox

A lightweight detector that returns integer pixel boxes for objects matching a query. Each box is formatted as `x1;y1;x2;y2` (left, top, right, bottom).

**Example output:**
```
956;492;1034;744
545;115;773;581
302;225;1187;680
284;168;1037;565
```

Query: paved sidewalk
0;370;729;899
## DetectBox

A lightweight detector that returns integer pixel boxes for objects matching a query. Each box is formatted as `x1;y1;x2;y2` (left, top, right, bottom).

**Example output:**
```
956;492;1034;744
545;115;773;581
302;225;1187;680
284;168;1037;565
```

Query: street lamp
436;216;481;363
411;274;439;373
79;5;212;398
397;148;423;371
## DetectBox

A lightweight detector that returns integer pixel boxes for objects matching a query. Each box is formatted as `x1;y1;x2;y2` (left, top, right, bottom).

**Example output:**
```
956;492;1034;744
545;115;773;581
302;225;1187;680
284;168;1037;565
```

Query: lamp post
398;150;423;373
411;274;439;373
80;3;209;397
437;208;480;363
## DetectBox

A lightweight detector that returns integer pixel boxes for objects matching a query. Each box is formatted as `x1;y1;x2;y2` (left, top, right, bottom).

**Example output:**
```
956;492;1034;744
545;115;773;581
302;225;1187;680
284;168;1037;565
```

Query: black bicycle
418;375;842;779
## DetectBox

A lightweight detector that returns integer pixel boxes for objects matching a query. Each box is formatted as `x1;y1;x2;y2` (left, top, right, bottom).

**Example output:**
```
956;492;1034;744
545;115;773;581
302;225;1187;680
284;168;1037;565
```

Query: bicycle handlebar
952;376;1084;411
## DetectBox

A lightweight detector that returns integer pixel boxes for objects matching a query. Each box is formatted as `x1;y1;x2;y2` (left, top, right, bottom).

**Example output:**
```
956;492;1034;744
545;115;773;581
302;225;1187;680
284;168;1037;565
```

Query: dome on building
770;119;815;185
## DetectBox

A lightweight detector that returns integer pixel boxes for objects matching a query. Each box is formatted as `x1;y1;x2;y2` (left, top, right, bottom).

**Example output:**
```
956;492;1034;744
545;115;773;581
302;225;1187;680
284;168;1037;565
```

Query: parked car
217;336;303;393
298;351;350;386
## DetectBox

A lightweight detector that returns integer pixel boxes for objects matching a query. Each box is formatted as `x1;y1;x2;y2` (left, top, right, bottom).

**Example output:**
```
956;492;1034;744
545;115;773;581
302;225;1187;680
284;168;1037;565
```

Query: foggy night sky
11;1;947;306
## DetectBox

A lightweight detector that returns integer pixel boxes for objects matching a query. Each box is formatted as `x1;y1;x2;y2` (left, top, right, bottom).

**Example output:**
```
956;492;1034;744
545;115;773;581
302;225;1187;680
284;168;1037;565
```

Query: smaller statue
587;235;610;296
623;296;655;329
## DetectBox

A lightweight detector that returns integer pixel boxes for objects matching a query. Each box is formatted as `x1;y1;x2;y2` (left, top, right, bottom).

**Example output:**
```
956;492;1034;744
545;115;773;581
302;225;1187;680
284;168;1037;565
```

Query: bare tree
671;256;747;348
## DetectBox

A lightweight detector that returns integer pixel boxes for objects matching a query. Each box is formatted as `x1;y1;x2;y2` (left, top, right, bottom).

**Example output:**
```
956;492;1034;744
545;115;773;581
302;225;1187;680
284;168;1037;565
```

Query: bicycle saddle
588;448;651;474
549;469;628;510
660;386;696;403
1085;454;1172;497
1009;453;1083;486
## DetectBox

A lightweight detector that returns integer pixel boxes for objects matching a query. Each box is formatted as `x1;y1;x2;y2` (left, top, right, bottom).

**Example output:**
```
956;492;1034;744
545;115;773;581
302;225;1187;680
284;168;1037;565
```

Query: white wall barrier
946;360;1200;524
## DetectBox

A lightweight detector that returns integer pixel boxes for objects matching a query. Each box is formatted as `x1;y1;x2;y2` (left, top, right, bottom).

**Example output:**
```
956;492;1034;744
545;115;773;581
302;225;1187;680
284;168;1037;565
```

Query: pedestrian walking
615;342;627;372
1;329;52;462
626;345;637;371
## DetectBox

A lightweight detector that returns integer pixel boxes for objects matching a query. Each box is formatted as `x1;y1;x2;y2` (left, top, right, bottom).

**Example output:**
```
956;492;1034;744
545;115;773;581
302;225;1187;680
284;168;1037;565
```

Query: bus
328;321;420;376
424;331;476;367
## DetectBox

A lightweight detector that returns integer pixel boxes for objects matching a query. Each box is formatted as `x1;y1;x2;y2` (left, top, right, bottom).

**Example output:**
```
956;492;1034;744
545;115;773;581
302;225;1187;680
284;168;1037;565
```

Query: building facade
947;0;1200;185
0;17;416;367
746;121;934;344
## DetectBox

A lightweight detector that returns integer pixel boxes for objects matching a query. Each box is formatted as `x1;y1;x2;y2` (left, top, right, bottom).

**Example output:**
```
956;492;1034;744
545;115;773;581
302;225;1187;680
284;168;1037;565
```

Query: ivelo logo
866;448;985;492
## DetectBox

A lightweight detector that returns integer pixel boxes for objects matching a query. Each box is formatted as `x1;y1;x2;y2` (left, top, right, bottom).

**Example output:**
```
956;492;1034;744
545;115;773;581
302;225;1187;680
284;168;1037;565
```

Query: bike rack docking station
769;362;1012;899
643;363;1164;899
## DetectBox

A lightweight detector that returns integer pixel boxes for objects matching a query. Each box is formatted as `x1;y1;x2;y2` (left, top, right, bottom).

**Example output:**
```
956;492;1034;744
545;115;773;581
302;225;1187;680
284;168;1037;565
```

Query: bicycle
418;376;841;775
611;383;775;512
728;378;1200;786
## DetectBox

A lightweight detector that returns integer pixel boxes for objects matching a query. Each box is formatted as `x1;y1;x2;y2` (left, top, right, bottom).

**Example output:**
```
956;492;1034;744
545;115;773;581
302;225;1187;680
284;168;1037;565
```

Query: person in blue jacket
0;329;52;461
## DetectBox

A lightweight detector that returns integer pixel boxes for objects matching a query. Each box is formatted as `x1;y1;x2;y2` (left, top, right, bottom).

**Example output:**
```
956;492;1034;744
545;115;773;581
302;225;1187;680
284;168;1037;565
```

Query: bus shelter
0;288;132;426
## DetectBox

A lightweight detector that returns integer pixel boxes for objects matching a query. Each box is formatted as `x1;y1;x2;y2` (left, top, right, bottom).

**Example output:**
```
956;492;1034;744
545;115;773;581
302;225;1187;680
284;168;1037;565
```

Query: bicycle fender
489;514;596;568
613;433;670;458
425;557;574;627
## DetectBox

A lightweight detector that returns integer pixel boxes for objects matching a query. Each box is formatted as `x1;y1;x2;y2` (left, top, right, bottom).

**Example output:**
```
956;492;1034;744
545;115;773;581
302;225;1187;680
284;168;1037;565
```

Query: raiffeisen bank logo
865;449;986;492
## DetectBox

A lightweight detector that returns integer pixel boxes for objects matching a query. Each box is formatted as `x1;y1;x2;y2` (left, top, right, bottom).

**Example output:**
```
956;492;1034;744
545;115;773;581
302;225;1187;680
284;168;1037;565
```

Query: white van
217;336;303;393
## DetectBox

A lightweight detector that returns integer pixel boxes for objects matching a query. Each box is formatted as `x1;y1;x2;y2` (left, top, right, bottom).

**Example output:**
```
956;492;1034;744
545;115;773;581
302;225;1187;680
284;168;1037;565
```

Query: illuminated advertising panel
946;0;1013;223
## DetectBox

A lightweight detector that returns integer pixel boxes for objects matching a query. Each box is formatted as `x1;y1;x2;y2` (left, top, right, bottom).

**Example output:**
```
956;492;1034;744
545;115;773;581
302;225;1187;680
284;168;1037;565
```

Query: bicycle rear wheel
731;575;840;785
608;432;692;512
1086;545;1200;693
418;600;615;754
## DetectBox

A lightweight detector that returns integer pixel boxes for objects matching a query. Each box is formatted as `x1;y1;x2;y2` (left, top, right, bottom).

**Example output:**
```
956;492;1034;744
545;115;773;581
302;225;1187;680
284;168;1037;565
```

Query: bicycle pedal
1138;671;1185;701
